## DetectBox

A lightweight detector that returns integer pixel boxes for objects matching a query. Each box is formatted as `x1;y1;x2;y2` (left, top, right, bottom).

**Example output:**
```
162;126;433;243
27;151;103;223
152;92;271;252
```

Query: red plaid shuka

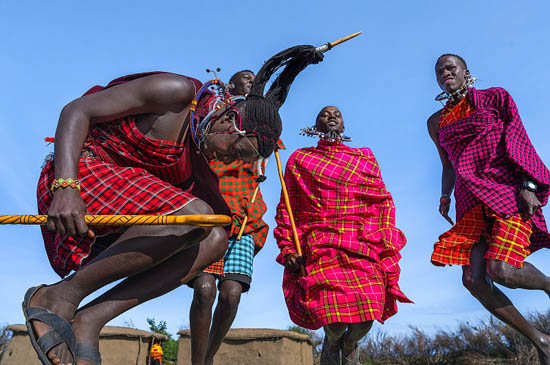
432;205;532;268
37;73;231;278
203;160;268;275
274;140;412;330
438;87;550;255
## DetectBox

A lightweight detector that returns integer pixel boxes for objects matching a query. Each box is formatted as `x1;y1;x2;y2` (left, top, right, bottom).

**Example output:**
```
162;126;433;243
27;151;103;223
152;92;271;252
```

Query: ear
465;69;470;76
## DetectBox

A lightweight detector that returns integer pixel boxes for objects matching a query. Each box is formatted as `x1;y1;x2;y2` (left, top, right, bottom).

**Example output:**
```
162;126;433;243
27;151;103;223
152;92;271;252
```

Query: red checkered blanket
37;73;231;278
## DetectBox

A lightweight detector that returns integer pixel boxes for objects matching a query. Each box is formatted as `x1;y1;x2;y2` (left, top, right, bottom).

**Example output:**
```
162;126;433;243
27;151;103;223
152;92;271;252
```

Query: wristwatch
522;180;538;193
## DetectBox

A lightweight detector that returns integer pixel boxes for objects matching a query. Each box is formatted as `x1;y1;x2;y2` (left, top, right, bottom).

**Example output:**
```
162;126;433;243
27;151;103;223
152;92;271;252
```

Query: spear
315;31;362;53
272;32;362;275
0;214;231;227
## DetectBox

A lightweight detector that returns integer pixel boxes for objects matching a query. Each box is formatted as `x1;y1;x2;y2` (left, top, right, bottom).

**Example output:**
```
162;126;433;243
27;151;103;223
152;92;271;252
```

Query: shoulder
288;148;307;161
138;73;197;99
357;146;373;156
476;86;512;100
478;86;509;96
475;87;514;108
286;147;314;166
427;109;442;136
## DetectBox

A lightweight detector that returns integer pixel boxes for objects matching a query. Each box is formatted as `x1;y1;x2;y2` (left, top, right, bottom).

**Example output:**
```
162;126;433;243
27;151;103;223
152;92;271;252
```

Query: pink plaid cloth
439;87;550;252
274;140;412;329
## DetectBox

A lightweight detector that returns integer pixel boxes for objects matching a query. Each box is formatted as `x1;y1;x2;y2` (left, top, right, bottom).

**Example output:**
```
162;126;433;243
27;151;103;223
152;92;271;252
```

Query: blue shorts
188;234;255;292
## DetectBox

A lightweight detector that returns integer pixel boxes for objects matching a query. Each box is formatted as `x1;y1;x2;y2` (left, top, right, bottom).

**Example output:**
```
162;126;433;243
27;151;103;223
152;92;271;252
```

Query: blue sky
1;1;550;338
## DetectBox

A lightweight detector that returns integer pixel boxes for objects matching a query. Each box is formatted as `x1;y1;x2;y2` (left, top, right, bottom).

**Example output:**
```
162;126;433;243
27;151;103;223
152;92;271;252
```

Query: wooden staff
0;214;231;227
236;157;269;240
274;149;306;276
315;31;362;53
236;185;259;240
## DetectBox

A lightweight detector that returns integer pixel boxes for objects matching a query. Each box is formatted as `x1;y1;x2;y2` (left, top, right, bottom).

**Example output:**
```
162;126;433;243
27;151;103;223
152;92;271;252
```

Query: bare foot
28;285;79;364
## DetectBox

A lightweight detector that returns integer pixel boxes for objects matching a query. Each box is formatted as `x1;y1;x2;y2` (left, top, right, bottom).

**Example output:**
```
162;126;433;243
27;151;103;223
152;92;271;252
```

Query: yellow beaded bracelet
50;178;81;192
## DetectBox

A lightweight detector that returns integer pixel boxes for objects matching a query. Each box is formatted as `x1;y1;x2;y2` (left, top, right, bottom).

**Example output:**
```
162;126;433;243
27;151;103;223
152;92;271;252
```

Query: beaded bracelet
440;194;451;204
50;178;81;192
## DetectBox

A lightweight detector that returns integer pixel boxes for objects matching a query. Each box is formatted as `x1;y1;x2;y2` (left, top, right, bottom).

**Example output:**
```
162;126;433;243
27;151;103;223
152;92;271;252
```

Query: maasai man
24;45;323;365
187;70;270;365
427;54;550;363
274;106;411;365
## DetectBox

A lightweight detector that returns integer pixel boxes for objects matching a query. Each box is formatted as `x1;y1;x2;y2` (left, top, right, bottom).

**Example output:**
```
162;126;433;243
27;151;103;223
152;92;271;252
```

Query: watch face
524;181;537;192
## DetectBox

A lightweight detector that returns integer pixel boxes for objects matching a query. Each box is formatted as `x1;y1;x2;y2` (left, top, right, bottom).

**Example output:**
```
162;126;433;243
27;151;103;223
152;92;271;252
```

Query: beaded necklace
299;126;352;143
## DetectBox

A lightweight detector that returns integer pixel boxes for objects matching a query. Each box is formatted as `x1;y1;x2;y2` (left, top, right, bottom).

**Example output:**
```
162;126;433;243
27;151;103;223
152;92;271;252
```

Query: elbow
58;99;90;127
442;162;455;175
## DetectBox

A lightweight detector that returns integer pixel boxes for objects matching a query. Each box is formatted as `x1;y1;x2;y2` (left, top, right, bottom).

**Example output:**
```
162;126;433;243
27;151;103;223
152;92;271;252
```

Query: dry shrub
358;309;550;364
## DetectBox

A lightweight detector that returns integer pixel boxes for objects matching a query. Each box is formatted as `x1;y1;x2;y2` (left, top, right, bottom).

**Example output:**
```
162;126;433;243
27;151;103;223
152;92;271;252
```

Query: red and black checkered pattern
439;87;550;252
37;118;196;278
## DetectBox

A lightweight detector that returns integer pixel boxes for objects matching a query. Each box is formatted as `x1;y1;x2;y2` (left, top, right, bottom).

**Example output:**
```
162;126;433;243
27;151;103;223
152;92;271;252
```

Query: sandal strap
76;343;102;364
25;306;77;353
36;330;63;354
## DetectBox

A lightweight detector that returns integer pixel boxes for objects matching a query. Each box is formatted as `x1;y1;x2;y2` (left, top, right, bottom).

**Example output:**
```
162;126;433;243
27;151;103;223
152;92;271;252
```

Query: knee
183;199;214;216
462;268;488;295
209;227;228;261
218;282;242;308
324;323;347;341
356;321;373;333
193;279;217;307
486;260;517;288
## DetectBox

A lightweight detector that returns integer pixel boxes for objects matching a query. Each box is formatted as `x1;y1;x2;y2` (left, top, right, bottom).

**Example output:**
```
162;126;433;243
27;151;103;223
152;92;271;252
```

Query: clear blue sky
1;1;550;338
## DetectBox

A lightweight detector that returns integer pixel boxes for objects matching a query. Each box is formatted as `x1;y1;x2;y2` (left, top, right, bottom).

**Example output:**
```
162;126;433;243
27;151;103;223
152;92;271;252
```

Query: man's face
202;102;260;164
435;56;469;94
315;106;344;134
230;71;255;96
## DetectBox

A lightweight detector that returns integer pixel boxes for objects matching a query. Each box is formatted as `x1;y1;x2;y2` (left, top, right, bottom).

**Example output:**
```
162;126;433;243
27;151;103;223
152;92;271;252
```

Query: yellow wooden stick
236;156;269;240
275;150;306;276
236;185;259;240
316;31;362;53
0;214;231;227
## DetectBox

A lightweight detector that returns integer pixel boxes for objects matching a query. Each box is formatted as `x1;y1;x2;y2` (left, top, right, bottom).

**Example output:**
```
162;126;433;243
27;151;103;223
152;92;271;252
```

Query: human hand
285;253;304;273
47;188;93;237
518;189;541;221
439;195;454;225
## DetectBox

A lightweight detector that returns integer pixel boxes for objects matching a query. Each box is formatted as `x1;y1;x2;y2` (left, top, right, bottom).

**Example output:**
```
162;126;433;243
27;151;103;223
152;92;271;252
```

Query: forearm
54;103;90;178
441;164;456;196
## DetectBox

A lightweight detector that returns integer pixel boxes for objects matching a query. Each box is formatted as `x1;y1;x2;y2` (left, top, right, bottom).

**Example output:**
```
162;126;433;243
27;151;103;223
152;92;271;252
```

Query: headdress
188;45;324;158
